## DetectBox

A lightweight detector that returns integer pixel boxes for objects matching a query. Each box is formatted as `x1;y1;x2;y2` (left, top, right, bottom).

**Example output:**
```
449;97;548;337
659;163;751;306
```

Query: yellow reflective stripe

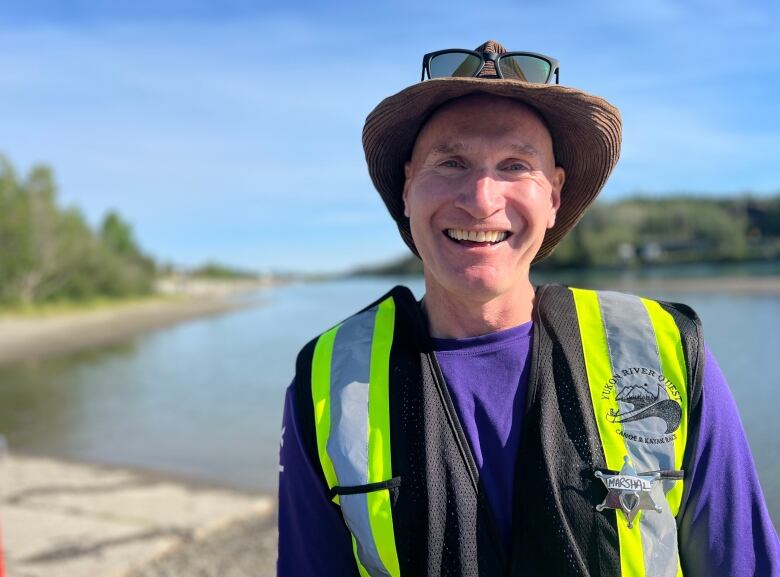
367;297;400;577
351;535;371;577
641;298;689;517
570;288;627;470
367;489;399;576
571;287;646;577
368;297;395;483
311;324;341;503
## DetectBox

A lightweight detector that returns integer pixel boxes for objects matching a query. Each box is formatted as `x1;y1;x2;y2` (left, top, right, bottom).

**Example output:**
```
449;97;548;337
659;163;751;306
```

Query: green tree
0;154;157;305
101;211;138;257
0;156;34;302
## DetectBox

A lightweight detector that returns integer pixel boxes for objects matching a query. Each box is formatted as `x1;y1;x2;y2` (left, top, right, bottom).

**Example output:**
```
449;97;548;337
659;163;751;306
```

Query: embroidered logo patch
600;366;682;444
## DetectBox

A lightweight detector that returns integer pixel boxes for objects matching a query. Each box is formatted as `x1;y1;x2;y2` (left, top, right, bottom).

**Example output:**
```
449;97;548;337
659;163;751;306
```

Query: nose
454;170;504;219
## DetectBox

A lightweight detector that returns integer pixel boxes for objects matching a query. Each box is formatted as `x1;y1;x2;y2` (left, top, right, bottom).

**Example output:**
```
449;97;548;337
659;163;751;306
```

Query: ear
547;166;565;229
402;161;413;218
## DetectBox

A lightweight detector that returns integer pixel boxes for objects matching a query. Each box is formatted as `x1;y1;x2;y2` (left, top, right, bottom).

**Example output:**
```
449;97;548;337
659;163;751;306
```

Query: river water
0;276;777;526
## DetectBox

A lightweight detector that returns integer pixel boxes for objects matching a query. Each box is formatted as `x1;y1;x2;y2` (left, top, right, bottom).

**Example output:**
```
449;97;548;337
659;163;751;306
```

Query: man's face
403;94;565;303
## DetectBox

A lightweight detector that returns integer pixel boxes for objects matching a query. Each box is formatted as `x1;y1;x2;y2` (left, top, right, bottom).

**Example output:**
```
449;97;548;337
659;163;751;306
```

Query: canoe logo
601;367;682;443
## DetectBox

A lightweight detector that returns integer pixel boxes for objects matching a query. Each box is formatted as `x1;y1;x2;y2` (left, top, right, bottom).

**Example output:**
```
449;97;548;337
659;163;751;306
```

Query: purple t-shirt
277;323;780;576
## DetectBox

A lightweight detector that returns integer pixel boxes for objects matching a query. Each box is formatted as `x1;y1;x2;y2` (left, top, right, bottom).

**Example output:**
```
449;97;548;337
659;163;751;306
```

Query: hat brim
362;76;622;263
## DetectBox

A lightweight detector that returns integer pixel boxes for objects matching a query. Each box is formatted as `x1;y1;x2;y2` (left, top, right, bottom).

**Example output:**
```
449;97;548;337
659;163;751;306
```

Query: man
278;41;779;576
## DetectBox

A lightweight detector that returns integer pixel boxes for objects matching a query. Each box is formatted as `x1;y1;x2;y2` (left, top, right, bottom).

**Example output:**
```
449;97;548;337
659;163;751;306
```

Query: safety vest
293;284;704;577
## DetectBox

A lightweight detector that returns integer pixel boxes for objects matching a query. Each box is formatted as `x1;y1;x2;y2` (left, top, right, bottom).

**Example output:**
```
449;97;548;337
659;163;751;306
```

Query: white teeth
446;229;508;244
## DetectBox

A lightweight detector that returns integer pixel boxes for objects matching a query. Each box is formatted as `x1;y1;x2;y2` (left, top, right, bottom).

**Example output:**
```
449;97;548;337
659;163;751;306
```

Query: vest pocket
330;477;403;575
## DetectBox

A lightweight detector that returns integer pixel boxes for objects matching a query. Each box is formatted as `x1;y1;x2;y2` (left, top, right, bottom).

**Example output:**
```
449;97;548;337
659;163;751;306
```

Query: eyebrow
431;142;469;155
508;143;540;157
429;142;540;157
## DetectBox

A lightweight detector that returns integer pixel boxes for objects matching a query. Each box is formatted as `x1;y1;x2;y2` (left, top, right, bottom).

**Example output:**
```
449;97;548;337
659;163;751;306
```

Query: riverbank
0;289;265;366
574;273;780;296
0;453;277;577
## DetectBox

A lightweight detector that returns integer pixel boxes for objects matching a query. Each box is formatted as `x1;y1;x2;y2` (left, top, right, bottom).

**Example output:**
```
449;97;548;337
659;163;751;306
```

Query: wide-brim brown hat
362;40;622;263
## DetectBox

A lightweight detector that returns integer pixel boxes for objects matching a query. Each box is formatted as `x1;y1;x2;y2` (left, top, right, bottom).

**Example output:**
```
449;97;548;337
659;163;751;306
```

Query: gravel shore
121;510;277;577
1;454;277;577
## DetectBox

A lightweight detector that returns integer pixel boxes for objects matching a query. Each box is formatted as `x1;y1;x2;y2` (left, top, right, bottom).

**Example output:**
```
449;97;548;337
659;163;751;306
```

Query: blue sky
1;0;778;273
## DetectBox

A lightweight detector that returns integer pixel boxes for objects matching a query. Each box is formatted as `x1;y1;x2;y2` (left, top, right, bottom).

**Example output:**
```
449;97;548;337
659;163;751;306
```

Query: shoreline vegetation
0;153;293;367
349;194;780;277
0;153;292;312
1;154;158;308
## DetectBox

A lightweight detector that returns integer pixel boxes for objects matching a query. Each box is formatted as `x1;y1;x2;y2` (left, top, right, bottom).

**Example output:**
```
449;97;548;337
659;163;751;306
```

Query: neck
422;279;536;339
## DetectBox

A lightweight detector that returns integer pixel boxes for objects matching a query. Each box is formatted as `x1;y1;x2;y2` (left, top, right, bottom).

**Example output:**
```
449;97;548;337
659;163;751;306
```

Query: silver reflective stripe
598;291;681;577
327;305;389;576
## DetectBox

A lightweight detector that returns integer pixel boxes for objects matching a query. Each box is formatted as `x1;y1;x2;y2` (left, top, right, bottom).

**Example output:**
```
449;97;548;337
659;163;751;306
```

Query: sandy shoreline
0;291;264;366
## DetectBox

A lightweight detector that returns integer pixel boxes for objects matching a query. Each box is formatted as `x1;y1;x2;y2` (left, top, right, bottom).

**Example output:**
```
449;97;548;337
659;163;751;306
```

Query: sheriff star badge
595;455;663;528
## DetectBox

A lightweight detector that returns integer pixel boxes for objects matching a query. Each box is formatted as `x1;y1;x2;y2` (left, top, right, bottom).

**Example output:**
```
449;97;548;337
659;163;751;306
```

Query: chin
427;263;515;302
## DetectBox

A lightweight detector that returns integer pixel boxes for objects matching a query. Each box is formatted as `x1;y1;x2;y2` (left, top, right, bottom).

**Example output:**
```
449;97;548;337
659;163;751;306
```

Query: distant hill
190;261;259;280
350;194;780;276
350;254;423;277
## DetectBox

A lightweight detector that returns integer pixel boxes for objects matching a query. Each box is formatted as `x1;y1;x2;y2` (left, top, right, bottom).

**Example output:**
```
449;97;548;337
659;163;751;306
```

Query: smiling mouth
445;228;511;246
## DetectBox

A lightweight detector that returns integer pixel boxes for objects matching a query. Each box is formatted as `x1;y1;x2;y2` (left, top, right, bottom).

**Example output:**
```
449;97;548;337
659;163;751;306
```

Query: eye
438;159;464;169
503;161;531;171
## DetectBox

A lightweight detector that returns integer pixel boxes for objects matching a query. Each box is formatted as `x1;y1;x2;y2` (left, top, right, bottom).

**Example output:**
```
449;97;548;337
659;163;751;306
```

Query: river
0;275;777;527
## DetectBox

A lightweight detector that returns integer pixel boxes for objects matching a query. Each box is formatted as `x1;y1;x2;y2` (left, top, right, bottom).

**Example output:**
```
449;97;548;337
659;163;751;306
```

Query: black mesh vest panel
294;284;704;577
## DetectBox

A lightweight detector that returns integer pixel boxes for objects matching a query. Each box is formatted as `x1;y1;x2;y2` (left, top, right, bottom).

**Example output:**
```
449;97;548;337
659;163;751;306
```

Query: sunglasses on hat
421;49;560;84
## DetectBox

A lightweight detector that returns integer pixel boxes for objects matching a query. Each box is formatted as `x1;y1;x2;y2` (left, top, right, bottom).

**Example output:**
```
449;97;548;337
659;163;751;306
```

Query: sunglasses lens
429;52;482;78
498;55;551;83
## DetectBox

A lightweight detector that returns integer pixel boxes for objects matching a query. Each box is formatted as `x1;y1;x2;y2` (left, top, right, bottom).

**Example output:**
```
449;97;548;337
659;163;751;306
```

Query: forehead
412;94;553;157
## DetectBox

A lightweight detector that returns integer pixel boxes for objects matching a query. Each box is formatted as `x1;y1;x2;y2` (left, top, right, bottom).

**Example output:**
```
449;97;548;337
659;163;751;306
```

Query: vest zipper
424;351;481;489
508;284;547;576
425;349;510;573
